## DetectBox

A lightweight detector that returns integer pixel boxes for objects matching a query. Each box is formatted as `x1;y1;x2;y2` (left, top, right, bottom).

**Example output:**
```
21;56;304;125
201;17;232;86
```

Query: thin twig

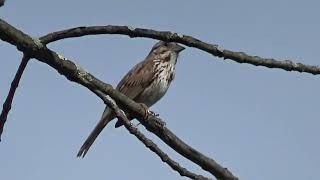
0;54;30;141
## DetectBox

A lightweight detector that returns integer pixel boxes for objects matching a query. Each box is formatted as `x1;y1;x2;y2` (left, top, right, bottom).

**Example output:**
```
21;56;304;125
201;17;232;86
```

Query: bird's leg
139;103;151;119
139;103;165;128
139;103;159;119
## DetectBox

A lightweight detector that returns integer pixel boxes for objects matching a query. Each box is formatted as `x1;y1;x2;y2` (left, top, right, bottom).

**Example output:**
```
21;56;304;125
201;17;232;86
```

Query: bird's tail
77;108;114;158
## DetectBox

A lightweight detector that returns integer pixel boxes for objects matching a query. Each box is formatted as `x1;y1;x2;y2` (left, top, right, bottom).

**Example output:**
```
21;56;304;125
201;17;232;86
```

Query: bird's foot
139;103;159;119
148;110;159;117
138;103;165;128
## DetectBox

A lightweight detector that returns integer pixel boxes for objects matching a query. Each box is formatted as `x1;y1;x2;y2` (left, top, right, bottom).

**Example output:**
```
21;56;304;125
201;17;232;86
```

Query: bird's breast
139;62;175;107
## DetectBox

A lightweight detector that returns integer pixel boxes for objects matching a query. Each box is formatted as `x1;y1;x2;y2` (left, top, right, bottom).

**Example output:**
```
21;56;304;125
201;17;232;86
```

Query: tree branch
94;90;210;180
0;18;237;180
0;54;30;141
40;25;320;75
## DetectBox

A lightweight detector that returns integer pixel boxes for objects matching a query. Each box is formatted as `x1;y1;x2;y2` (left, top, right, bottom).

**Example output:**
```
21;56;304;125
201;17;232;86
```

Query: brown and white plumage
77;41;185;158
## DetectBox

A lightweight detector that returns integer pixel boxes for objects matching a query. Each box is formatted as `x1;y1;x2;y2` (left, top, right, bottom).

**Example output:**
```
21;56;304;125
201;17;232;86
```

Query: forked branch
0;18;237;180
95;90;210;180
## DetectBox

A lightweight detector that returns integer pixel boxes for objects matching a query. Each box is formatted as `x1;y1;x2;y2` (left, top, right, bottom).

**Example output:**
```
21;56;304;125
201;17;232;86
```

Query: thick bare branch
0;18;237;180
0;54;30;141
93;91;210;180
40;25;320;75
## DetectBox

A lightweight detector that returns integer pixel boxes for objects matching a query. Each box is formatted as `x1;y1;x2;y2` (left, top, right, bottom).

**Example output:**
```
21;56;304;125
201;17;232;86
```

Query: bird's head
149;41;185;63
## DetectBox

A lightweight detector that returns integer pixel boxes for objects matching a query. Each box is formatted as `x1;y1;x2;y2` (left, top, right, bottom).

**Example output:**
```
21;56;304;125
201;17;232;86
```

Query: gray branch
95;91;210;180
0;18;237;180
40;25;320;75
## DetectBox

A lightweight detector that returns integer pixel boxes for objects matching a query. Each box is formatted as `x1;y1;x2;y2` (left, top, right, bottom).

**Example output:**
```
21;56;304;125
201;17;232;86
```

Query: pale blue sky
1;1;320;180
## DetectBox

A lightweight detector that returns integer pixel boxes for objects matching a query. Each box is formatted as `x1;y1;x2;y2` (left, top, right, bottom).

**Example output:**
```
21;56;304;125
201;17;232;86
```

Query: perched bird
77;41;185;158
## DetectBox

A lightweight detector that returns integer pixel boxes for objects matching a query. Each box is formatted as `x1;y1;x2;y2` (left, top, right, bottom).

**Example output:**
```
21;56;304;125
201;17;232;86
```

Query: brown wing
116;57;156;100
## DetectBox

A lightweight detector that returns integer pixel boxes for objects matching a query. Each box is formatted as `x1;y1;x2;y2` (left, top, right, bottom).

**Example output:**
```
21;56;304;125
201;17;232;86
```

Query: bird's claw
148;110;159;117
139;103;158;119
138;103;165;128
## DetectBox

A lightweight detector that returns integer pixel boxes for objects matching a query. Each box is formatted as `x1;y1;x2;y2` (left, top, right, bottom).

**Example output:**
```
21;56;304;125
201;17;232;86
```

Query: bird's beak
174;44;185;53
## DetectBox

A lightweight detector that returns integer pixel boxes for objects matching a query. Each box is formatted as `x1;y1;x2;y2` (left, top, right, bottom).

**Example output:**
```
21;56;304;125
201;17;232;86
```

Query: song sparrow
77;41;185;158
